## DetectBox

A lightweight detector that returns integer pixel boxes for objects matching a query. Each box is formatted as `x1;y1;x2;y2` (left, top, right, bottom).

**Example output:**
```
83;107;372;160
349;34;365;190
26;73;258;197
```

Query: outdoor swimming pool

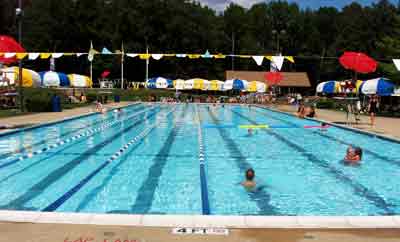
0;103;399;216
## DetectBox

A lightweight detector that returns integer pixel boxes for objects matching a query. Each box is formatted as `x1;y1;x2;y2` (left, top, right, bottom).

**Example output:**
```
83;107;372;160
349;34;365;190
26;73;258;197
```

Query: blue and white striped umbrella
39;71;70;87
223;79;248;91
146;77;171;89
359;78;394;96
316;81;340;94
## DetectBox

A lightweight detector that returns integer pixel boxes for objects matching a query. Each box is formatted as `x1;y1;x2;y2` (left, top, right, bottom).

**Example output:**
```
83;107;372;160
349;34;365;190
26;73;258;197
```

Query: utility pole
17;0;23;112
231;32;235;70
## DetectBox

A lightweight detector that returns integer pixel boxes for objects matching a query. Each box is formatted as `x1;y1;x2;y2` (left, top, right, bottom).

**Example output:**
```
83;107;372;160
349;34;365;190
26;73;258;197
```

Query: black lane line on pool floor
0;104;143;162
207;108;280;216
0;108;162;210
231;109;396;215
254;107;400;168
129;106;188;214
0;106;155;171
42;108;177;212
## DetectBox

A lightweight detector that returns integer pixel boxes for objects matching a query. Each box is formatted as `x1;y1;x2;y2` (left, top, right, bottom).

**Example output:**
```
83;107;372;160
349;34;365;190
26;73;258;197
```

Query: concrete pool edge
0;210;399;229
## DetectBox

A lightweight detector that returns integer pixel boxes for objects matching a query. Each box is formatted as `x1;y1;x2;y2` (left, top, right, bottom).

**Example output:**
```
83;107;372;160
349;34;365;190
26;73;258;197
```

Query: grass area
0;109;29;118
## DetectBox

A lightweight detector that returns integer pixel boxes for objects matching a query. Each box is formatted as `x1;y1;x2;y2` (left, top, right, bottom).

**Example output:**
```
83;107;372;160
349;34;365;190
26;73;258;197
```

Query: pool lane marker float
12;107;158;163
195;106;211;215
203;124;330;129
42;107;177;212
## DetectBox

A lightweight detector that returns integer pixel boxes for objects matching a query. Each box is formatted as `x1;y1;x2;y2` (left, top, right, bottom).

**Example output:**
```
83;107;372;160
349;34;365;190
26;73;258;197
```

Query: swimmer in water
344;145;362;165
241;168;256;190
247;128;253;136
320;122;329;132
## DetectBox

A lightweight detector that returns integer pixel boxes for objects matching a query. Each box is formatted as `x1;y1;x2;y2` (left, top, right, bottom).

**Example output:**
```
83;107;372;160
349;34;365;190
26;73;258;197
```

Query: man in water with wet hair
241;168;256;189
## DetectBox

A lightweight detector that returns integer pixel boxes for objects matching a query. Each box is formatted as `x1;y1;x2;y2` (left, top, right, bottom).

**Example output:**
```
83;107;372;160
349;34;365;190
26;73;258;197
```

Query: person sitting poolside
344;145;362;165
241;168;256;190
320;122;329;132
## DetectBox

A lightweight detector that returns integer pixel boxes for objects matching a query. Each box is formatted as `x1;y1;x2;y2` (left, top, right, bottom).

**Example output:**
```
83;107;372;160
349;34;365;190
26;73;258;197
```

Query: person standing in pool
368;95;379;126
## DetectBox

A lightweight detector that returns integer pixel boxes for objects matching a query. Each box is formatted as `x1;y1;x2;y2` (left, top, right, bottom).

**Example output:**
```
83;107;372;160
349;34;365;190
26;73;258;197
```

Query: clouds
197;0;394;12
198;0;263;11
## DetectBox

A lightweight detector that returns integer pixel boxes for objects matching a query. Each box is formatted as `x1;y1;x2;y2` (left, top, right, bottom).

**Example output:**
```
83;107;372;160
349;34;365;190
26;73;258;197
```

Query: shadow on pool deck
0;223;399;242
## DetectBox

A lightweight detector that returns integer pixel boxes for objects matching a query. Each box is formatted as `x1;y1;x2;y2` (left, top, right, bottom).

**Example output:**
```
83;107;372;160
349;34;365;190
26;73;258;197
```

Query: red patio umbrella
339;52;377;74
265;72;283;86
0;35;25;65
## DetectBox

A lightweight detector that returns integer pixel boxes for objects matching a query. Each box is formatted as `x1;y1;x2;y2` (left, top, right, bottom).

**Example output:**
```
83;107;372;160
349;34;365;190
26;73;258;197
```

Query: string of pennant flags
0;48;295;70
3;47;400;71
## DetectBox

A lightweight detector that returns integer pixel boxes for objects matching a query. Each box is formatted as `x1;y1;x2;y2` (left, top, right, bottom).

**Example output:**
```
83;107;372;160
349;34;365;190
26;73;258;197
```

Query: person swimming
241;168;256;190
247;128;253;136
320;122;329;131
344;145;362;165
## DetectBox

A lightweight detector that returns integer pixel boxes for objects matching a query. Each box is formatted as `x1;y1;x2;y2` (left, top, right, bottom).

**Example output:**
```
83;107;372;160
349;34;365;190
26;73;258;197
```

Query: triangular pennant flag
176;54;187;58
76;53;86;57
393;59;400;71
272;56;285;71
52;53;64;58
139;54;151;60
127;53;138;58
40;53;51;59
164;54;176;57
16;53;28;59
201;50;212;58
252;56;264;66
88;41;98;62
102;47;112;54
152;54;164;60
188;54;201;59
265;56;273;61
213;53;226;59
237;55;251;58
28;53;40;60
4;53;16;58
285;56;295;63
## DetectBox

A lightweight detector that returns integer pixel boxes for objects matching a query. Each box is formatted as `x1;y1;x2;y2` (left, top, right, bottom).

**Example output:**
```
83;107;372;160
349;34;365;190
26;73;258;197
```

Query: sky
198;0;397;11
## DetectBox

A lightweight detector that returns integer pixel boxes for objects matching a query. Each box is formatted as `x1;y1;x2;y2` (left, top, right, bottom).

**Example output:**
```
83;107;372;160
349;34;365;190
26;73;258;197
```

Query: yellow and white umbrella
184;79;195;90
68;74;93;87
173;79;185;90
209;80;224;91
193;79;209;90
0;66;40;87
247;81;267;93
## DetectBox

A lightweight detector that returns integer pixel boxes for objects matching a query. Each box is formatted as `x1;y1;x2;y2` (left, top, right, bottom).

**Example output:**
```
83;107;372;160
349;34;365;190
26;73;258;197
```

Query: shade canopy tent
39;71;70;87
359;78;394;96
0;67;40;87
173;79;185;90
67;74;93;87
223;79;248;91
247;81;267;93
146;77;170;89
316;81;341;94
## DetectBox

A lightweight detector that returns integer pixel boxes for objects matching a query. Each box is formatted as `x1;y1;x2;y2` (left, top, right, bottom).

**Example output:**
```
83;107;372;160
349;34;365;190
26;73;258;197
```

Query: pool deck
0;102;400;242
0;102;134;131
1;222;400;242
274;104;400;140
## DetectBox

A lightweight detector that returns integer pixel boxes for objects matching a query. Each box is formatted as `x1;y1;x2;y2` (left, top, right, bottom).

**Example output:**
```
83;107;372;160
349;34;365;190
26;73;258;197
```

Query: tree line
1;0;400;86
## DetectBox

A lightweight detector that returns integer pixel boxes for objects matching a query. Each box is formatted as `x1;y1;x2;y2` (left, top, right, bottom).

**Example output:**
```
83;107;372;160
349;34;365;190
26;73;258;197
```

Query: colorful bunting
40;53;51;59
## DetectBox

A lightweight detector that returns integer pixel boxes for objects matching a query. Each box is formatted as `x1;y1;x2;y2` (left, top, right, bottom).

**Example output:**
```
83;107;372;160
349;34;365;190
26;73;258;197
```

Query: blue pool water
0;103;399;216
